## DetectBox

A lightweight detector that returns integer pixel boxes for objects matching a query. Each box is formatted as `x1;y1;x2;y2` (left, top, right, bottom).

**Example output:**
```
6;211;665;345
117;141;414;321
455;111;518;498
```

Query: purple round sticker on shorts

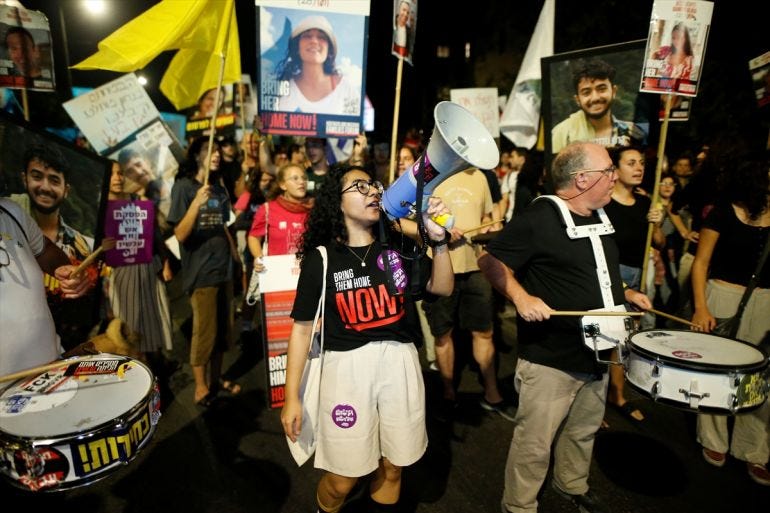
331;404;357;428
376;250;407;293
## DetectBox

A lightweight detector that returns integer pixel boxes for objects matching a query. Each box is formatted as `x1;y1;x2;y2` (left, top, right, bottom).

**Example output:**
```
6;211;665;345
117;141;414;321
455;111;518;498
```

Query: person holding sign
282;164;453;513
104;162;174;378
652;22;694;80
275;16;360;115
167;137;235;407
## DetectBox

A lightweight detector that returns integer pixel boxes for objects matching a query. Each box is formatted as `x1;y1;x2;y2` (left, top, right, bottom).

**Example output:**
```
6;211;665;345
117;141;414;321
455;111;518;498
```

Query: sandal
612;401;645;422
195;392;215;408
219;379;242;395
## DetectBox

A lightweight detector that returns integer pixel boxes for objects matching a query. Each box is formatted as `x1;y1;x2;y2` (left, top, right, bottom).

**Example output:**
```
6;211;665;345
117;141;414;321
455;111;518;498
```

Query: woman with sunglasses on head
282;164;453;513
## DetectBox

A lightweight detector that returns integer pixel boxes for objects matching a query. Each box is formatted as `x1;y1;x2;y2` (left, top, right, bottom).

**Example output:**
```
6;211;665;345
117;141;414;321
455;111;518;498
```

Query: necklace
345;242;374;267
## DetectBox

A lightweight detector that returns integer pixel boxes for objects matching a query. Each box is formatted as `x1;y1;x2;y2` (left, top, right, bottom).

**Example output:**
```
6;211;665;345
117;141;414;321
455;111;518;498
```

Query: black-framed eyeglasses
570;165;617;178
342;179;384;196
0;246;9;268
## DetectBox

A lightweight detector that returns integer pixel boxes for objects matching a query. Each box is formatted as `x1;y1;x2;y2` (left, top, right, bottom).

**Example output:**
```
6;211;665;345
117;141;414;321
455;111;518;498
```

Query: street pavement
2;282;770;512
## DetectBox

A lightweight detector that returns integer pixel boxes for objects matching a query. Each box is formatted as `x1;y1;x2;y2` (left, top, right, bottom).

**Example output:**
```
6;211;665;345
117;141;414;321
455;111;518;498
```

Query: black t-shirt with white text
291;240;430;352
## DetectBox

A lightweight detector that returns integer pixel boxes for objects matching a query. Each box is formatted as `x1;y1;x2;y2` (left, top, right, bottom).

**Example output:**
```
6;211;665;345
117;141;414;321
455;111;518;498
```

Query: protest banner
103;199;155;267
639;0;713;97
0;3;55;91
450;87;500;138
391;0;417;65
256;0;370;138
64;75;183;224
258;253;302;408
64;73;158;154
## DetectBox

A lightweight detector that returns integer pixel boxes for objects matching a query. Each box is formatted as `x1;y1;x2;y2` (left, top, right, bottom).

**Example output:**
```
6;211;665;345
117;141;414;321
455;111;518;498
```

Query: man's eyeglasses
342;179;384;196
571;165;617;178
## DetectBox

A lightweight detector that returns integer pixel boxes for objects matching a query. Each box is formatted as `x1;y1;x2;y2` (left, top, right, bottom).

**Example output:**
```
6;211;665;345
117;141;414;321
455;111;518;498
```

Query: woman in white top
275;16;360;116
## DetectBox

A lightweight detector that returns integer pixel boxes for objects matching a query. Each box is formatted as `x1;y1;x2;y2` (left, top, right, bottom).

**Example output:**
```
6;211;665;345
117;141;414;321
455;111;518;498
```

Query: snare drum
625;329;769;414
0;354;160;491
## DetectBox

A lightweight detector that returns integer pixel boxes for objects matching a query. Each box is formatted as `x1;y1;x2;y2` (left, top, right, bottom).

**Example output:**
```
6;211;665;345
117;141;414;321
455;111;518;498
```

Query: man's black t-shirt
486;199;625;374
291;240;430;351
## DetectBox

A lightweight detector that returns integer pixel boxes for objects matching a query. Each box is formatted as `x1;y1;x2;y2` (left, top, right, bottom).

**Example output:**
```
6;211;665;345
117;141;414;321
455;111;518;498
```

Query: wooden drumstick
550;310;644;317
647;307;700;328
69;237;115;278
463;219;500;234
0;356;94;384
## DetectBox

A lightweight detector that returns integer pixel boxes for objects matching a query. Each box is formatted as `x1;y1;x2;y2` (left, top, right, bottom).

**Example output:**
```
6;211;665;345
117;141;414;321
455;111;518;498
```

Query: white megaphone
381;101;500;229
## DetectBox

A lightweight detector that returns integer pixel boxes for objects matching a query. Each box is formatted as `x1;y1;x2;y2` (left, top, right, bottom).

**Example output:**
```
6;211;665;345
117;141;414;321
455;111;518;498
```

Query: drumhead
0;354;153;439
629;329;767;369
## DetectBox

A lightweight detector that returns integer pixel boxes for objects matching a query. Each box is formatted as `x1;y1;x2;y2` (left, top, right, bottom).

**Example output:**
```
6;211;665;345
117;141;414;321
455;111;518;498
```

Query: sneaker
479;396;517;422
428;361;439;372
702;447;727;468
748;463;770;486
552;484;610;513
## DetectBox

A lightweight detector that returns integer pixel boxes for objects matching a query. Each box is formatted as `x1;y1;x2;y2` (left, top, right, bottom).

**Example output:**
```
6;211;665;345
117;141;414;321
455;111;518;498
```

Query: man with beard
551;58;646;154
12;146;94;260
10;145;96;350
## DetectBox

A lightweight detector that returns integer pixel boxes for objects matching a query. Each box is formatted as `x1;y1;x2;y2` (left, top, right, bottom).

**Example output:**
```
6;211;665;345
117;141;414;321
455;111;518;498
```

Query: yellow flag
72;0;241;111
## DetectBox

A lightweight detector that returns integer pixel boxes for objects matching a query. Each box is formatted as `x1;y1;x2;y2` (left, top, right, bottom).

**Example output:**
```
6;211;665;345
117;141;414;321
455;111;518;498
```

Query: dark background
10;0;770;157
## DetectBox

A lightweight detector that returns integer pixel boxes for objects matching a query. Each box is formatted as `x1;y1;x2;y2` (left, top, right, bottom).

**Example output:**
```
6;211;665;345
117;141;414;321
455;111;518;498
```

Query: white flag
499;0;554;148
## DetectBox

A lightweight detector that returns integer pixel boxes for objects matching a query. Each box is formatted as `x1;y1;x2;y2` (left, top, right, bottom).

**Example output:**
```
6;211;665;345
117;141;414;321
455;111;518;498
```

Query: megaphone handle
421;198;455;230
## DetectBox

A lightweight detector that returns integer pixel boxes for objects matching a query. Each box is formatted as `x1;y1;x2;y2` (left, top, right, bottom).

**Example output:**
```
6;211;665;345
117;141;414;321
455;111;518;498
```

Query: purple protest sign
103;200;154;266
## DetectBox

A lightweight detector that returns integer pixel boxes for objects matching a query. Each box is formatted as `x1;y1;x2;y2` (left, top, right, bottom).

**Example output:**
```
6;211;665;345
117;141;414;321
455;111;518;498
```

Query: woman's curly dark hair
275;31;338;81
297;163;371;262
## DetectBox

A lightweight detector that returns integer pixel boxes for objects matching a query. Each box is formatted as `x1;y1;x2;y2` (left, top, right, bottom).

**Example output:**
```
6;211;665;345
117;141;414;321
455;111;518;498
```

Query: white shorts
314;341;427;477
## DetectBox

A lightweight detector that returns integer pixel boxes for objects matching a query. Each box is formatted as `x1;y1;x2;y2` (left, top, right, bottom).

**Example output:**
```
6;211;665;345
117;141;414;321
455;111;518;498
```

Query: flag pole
640;93;673;294
203;1;235;185
21;88;29;121
388;56;404;185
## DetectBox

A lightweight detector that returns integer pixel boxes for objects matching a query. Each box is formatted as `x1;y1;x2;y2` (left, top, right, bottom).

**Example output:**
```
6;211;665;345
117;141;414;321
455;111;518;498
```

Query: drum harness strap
537;195;616;308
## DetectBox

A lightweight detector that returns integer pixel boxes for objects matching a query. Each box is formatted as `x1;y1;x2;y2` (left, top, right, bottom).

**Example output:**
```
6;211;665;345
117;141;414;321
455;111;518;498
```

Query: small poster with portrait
639;0;713;97
235;73;259;129
391;0;417;65
749;51;770;109
184;85;236;142
256;0;370;139
0;4;55;91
